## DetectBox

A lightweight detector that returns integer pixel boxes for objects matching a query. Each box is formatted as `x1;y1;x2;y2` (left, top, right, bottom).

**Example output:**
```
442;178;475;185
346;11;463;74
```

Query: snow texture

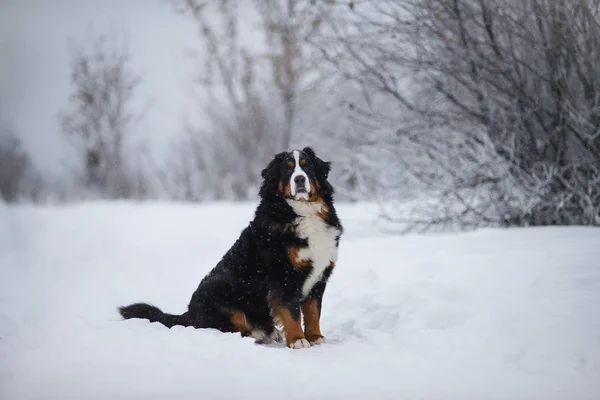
1;201;599;399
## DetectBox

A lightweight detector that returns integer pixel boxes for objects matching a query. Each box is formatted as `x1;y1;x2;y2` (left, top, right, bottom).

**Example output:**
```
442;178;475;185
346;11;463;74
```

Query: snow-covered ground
1;201;599;399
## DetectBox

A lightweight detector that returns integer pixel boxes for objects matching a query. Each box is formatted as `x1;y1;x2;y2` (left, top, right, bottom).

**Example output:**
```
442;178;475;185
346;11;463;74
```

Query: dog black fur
118;147;342;348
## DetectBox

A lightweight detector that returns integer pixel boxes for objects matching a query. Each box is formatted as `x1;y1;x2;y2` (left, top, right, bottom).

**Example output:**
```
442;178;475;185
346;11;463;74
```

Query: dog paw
270;329;283;343
288;338;311;349
252;329;284;345
310;336;326;345
250;329;269;343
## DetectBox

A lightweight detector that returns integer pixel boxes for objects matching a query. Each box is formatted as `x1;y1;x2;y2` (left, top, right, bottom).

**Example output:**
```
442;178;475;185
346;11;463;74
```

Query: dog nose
294;175;306;186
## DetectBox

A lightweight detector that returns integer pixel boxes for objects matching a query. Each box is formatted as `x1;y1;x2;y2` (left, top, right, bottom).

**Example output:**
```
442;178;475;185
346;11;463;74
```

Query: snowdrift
1;201;599;399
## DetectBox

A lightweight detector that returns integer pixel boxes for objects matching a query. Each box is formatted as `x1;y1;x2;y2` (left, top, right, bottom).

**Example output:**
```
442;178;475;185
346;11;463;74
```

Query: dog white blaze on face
290;150;310;199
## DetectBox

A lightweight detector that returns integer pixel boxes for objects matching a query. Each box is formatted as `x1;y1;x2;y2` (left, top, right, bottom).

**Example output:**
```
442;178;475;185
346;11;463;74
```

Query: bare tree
255;0;326;150
168;0;326;200
0;122;30;203
314;0;600;229
0;118;50;204
59;29;148;199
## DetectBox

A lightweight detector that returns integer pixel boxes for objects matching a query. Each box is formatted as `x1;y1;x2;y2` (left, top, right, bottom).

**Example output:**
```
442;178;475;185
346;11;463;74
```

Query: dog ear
259;152;286;199
302;147;331;181
261;152;286;180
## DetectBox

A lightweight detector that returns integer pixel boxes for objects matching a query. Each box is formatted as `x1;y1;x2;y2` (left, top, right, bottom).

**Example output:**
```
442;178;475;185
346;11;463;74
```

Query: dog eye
287;161;294;168
300;159;306;166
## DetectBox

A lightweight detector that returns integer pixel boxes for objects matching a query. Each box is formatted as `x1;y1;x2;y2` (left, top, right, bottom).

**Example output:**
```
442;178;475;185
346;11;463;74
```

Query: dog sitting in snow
118;147;343;349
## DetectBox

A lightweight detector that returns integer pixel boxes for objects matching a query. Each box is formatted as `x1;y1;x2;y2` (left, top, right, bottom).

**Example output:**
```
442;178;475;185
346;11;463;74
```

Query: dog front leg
302;275;329;345
271;298;310;349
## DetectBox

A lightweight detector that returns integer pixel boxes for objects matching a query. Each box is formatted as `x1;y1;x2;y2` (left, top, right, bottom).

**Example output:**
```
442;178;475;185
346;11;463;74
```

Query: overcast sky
0;0;209;178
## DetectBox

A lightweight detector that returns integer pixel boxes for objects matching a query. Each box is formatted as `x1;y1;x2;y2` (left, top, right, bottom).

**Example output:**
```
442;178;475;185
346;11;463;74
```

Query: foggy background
2;0;209;177
2;0;599;231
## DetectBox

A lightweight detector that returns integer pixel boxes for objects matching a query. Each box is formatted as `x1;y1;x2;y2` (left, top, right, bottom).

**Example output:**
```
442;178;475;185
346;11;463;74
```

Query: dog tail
118;302;191;328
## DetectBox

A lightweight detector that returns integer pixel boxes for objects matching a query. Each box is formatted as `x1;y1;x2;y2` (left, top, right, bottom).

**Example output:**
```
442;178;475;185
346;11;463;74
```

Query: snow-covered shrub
314;0;600;230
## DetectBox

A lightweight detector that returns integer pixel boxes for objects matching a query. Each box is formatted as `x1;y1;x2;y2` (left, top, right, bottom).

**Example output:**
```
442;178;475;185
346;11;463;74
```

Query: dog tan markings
271;299;309;348
301;298;323;344
278;180;291;197
287;246;310;270
314;196;329;219
226;308;252;337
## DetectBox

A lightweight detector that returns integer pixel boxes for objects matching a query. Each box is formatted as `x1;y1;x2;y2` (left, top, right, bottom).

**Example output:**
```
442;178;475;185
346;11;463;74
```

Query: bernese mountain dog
118;147;343;349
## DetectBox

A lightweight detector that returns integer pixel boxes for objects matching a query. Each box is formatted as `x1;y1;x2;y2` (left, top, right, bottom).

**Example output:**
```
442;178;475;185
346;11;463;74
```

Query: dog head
259;147;333;202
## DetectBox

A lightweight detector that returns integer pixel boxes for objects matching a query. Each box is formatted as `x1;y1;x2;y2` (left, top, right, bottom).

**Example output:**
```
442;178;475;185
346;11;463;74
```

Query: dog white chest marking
287;200;340;298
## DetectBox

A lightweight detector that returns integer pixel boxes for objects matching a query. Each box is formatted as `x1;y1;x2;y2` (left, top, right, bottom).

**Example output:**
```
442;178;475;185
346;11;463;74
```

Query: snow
1;201;599;399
